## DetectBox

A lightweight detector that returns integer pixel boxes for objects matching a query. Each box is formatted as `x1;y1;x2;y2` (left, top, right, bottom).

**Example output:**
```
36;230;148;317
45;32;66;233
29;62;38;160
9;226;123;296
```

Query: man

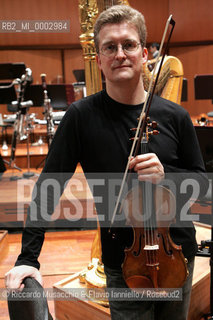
149;42;160;59
5;5;208;320
148;42;160;71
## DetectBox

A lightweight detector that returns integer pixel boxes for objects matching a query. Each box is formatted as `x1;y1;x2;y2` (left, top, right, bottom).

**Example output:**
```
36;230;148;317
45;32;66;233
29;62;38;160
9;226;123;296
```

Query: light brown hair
94;5;147;53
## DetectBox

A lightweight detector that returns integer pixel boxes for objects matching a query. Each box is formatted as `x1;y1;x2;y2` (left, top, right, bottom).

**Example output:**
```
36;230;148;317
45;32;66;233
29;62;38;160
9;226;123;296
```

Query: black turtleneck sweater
15;90;208;270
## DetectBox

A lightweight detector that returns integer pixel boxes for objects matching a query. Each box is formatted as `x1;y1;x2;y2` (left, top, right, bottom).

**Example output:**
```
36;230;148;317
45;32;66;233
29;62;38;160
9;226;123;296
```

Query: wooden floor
0;224;212;320
0;229;96;320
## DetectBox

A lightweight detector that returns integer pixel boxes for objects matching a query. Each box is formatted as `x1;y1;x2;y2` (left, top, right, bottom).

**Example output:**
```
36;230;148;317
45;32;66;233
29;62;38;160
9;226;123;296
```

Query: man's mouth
113;65;131;70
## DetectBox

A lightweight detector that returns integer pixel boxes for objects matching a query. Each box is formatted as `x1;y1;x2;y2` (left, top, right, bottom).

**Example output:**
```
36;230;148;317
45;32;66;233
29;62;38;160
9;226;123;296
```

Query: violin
109;15;188;291
122;126;188;290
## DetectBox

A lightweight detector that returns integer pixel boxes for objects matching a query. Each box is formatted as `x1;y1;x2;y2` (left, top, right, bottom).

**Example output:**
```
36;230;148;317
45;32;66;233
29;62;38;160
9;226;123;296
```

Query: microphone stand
22;112;36;179
36;73;55;169
7;68;33;180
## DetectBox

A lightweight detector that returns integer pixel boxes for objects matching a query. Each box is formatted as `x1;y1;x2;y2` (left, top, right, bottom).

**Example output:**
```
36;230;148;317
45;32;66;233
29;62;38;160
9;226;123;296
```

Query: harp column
78;0;102;96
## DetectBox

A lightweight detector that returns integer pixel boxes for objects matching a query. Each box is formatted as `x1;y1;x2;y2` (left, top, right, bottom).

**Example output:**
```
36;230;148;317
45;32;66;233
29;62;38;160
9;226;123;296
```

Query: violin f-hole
133;232;143;257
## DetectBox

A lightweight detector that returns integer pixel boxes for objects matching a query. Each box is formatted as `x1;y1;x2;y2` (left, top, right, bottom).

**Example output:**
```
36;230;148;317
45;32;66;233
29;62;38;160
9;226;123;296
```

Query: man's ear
96;54;102;70
142;47;148;65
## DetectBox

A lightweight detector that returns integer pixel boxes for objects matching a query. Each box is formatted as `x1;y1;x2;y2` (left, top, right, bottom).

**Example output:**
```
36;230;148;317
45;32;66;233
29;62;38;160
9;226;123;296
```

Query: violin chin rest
125;275;153;291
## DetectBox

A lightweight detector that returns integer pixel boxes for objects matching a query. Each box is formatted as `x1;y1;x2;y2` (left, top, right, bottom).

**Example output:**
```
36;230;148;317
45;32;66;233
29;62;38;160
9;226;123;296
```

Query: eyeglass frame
98;39;143;58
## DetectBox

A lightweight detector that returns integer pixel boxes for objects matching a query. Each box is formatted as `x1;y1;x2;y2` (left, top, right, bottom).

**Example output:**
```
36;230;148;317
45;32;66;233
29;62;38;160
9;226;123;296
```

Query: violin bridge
144;244;159;250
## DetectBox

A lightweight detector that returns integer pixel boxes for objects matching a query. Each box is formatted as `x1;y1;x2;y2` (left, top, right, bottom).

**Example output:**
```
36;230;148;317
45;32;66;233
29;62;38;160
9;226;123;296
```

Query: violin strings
144;183;158;266
143;185;149;265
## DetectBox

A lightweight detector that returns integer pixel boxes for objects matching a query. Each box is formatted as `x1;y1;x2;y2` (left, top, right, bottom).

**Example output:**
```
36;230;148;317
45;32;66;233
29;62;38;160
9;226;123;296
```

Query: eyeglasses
100;39;142;58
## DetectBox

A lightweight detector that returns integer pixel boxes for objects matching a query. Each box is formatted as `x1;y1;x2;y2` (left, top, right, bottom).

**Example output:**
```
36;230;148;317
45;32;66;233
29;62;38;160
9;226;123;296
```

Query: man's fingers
19;283;25;291
33;270;43;286
5;265;42;290
5;273;23;290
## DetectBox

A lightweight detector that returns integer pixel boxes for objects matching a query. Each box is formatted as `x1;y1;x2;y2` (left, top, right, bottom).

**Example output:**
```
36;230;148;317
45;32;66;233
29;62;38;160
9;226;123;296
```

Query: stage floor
0;223;211;320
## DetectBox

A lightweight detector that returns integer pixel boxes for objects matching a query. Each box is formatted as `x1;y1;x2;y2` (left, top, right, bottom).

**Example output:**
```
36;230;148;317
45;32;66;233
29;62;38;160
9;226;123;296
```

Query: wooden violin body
122;183;188;291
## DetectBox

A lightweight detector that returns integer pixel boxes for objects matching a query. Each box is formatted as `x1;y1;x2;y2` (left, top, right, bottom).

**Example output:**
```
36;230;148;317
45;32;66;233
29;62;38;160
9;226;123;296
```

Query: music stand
194;74;213;319
0;64;37;180
24;83;75;169
194;74;213;110
24;84;75;110
0;83;17;104
0;83;16;150
0;63;26;80
0;64;26;175
73;69;85;84
181;78;188;102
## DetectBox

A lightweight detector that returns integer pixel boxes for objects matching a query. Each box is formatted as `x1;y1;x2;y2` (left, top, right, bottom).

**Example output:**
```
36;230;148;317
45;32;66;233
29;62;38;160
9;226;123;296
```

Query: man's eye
106;44;115;51
125;43;133;48
124;42;136;50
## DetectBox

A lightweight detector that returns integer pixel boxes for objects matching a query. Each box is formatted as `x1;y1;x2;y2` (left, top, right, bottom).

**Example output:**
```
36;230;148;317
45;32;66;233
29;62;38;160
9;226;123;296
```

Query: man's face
96;22;147;85
149;46;156;54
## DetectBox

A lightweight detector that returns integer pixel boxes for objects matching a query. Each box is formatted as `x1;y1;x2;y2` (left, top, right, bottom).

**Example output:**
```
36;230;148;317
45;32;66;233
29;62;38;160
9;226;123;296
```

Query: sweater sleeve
15;104;81;269
162;111;209;199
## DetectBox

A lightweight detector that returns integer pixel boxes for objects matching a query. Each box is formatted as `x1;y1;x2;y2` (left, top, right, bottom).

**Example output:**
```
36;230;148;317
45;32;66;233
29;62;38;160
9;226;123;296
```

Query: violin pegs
153;130;159;135
148;130;159;136
148;121;158;129
130;128;137;131
151;121;158;129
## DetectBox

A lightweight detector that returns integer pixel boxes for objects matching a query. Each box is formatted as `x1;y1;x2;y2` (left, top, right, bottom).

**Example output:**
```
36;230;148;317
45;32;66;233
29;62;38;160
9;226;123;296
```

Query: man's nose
115;44;127;59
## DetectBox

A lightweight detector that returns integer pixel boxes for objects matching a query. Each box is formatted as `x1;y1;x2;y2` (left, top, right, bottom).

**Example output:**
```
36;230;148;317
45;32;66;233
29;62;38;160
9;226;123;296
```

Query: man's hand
129;153;165;184
5;265;42;291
